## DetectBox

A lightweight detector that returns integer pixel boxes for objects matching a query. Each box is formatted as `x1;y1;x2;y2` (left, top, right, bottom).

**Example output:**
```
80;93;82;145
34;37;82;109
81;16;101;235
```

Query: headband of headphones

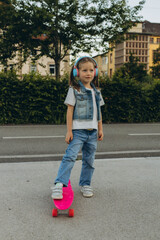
73;56;98;77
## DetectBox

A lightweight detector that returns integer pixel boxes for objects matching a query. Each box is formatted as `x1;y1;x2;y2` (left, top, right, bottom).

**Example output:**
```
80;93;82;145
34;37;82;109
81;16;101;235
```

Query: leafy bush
0;72;68;124
100;76;160;123
0;71;160;124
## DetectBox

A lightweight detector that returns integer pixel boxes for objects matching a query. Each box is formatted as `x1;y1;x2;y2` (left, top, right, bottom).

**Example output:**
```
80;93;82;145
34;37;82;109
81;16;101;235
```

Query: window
110;53;113;64
110;68;112;77
153;50;157;61
150;38;154;43
49;64;55;75
3;66;7;72
30;64;37;72
102;56;108;65
157;38;160;43
9;64;14;71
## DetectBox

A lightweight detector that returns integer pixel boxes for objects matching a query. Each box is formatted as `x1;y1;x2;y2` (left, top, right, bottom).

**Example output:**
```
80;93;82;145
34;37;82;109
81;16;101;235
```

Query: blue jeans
55;129;97;186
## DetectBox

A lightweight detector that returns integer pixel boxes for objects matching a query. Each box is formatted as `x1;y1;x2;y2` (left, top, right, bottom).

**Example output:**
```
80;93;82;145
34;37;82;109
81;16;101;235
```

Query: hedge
100;77;160;123
0;72;68;124
0;71;160;124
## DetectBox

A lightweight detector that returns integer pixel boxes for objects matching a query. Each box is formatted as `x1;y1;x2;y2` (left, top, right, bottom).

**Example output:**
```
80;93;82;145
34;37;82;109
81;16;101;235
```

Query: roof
32;34;48;40
142;21;160;36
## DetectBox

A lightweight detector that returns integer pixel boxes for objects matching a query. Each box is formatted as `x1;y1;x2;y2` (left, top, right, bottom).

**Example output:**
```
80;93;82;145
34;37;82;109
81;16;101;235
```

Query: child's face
78;62;95;87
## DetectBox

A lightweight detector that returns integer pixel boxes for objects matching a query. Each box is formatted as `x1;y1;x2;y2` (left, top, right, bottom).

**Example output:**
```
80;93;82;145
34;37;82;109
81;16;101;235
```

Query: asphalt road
1;157;160;240
0;123;160;162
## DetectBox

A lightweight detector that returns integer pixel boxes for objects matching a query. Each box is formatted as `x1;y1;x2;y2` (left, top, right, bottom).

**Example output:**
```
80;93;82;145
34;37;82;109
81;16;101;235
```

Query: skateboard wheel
68;209;74;217
52;208;58;217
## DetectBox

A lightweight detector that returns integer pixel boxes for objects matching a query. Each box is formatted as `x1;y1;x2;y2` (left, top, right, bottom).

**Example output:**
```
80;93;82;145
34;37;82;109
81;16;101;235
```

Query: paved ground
1;157;160;240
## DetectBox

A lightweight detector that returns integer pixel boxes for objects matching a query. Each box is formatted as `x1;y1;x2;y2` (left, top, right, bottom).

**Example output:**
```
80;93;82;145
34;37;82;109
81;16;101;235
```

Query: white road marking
95;157;160;162
2;135;65;140
1;150;160;159
3;133;160;139
0;154;64;159
97;150;160;154
128;133;160;136
1;123;160;128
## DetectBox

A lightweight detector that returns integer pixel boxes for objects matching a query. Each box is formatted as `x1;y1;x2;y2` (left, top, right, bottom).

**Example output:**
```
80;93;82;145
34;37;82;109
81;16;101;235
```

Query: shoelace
82;186;93;192
51;185;62;192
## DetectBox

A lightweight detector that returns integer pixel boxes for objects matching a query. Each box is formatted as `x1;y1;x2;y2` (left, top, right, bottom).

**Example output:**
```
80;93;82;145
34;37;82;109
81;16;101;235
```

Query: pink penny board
52;180;74;217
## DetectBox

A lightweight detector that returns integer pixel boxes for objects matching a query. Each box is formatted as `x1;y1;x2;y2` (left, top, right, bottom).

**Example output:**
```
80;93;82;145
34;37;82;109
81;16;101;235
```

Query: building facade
0;33;70;77
93;53;108;77
108;21;160;78
0;54;70;77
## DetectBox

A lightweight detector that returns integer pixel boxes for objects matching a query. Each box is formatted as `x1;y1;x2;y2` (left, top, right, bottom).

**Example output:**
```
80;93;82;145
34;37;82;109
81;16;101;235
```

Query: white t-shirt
64;87;105;130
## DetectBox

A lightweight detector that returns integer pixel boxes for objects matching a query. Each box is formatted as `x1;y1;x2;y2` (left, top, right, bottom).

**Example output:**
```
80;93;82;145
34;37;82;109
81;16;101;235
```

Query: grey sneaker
81;185;93;198
51;183;63;199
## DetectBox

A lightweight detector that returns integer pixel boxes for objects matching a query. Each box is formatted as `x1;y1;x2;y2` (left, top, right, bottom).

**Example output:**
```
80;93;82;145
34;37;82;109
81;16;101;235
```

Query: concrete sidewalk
0;157;160;240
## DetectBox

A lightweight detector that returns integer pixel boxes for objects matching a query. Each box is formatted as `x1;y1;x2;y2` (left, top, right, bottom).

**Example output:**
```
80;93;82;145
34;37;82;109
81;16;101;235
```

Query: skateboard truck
52;208;74;217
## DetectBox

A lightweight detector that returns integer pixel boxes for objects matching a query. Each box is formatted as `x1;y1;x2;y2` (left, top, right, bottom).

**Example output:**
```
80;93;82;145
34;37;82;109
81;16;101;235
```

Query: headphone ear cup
73;68;79;77
94;68;98;77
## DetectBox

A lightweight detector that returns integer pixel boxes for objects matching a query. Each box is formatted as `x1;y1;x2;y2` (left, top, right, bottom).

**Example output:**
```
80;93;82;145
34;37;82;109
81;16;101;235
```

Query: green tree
150;47;160;79
0;0;38;73
0;0;16;66
0;0;145;80
112;53;148;82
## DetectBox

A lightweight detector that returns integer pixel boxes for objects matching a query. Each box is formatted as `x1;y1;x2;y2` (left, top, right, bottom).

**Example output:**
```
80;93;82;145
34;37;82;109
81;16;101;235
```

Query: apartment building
108;21;160;78
93;53;108;76
0;54;70;77
0;34;70;77
19;54;70;77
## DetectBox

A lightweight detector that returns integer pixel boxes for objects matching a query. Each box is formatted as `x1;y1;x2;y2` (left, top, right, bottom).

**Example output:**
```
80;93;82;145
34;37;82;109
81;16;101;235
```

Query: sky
76;0;160;59
128;0;160;23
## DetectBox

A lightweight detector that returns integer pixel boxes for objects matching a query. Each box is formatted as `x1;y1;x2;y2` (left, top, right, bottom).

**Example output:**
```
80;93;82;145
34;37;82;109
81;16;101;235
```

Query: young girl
51;56;105;198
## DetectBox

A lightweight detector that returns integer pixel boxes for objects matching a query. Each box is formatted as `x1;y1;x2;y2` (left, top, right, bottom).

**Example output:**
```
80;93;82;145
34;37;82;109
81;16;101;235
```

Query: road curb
1;150;160;163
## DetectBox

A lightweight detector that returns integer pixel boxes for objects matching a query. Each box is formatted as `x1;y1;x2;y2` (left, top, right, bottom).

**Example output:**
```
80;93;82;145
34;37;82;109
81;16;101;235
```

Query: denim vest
73;81;101;121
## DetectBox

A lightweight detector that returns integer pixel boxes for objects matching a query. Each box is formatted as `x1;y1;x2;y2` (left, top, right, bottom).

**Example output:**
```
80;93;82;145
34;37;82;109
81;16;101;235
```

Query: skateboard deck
52;180;74;217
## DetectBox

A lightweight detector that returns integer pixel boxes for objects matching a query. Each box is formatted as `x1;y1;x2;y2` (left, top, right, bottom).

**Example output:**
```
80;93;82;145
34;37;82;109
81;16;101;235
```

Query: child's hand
65;131;73;144
98;130;104;141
